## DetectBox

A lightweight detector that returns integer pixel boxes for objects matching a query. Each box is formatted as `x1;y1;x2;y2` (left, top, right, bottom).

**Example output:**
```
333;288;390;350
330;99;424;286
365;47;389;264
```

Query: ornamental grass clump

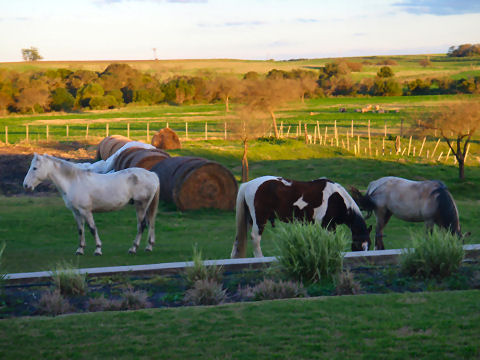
51;261;88;296
184;246;223;286
37;290;71;316
335;270;362;295
400;228;464;279
250;279;306;301
274;220;349;283
184;279;227;306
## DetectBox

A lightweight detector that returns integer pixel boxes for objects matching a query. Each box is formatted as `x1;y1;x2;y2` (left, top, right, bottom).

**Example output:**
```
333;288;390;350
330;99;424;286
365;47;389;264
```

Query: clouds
394;0;480;16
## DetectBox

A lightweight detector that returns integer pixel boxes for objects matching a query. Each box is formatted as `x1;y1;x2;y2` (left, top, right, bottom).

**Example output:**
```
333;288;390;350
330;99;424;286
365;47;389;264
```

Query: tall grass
274;220;349;283
183;246;224;286
400;228;465;279
51;260;88;296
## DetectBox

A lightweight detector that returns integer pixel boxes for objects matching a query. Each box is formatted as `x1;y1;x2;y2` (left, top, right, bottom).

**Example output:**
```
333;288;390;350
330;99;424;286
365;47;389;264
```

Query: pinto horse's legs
73;211;86;255
374;208;392;250
83;212;102;256
251;224;264;258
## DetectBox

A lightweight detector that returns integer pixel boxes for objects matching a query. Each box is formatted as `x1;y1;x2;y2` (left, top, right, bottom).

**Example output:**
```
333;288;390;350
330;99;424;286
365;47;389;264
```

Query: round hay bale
151;128;181;150
150;157;238;211
97;135;132;160
113;147;170;171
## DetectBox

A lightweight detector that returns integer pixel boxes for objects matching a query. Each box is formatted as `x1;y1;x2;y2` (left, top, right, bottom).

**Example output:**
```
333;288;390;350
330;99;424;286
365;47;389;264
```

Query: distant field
1;54;479;80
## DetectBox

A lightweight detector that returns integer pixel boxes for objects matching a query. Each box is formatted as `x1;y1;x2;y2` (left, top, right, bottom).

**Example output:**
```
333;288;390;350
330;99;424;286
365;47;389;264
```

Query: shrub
184;279;226;306
274;220;349;283
184;246;223;286
335;270;362;295
400;228;464;279
87;295;123;312
250;279;306;301
51;261;87;296
37;290;71;316
119;288;151;310
50;88;75;111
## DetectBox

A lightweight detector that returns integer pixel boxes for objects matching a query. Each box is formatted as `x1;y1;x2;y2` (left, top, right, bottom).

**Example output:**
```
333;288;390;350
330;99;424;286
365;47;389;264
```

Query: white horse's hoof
128;247;137;254
144;246;153;252
94;249;102;256
76;248;84;256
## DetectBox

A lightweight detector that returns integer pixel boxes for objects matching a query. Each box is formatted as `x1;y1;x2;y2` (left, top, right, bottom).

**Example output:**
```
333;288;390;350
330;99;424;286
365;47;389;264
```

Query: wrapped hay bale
113;147;170;171
151;128;181;150
96;135;132;160
150;157;238;211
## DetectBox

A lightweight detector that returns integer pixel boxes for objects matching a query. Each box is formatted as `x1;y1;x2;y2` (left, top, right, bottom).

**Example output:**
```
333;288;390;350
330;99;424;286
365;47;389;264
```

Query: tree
207;76;241;112
21;47;43;61
16;87;50;113
230;106;270;182
239;78;301;138
377;66;394;78
419;57;432;67
414;102;480;179
50;88;75;111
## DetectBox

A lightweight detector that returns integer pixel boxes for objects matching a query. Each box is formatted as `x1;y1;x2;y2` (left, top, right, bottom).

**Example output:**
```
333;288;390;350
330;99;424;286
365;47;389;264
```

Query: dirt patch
0;142;97;195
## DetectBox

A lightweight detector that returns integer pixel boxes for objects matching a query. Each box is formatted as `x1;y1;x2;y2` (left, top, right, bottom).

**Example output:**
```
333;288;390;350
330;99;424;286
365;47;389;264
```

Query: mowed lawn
2;139;480;273
1;290;479;359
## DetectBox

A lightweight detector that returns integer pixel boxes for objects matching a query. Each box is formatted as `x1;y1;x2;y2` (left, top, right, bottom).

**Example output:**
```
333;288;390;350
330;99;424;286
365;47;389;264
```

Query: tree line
0;61;479;115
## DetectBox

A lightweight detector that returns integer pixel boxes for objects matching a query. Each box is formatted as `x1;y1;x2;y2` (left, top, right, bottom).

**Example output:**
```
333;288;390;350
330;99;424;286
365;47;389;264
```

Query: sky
0;0;479;62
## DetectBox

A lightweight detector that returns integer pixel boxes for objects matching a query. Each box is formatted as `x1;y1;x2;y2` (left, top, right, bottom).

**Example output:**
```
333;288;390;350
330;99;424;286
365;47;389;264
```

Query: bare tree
414;101;480;179
208;76;241;112
239;78;301;138
230;106;270;182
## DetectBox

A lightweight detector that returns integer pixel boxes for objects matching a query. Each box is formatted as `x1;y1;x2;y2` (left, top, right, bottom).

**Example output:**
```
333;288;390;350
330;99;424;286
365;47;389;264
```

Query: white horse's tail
231;184;249;258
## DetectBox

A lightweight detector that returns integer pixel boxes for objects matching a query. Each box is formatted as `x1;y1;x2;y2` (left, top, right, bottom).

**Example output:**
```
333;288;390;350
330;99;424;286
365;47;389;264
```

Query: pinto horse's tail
231;183;249;258
432;182;461;236
350;186;376;219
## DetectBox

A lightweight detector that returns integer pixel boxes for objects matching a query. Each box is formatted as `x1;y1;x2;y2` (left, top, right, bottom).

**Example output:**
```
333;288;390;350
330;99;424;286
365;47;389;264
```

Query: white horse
23;153;160;255
351;176;464;250
75;141;156;173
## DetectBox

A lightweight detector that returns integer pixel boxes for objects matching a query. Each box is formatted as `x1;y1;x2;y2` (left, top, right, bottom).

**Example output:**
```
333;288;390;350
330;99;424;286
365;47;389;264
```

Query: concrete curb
6;244;480;284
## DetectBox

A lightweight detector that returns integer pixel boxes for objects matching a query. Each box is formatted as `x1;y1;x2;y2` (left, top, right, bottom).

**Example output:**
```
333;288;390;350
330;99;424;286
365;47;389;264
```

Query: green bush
400;228;464;279
50;88;75;111
274;220;349;283
51;261;87;296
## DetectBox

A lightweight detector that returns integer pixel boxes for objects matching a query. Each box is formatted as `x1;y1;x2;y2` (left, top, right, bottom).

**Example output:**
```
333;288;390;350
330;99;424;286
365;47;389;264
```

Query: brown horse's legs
375;209;392;250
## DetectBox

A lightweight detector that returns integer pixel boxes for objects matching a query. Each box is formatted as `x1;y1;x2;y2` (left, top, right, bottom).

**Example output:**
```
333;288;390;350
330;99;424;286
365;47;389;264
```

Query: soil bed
2;260;480;318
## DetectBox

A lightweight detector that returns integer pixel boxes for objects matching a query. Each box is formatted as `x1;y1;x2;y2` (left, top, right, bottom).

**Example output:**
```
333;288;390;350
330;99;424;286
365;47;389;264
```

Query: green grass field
1;290;479;359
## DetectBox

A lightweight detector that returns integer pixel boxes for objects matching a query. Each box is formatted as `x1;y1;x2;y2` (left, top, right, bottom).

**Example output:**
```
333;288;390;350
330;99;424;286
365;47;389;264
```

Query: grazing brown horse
231;176;371;258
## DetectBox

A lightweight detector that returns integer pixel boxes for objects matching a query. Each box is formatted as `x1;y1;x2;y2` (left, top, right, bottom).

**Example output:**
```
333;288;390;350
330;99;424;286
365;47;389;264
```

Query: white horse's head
23;153;50;191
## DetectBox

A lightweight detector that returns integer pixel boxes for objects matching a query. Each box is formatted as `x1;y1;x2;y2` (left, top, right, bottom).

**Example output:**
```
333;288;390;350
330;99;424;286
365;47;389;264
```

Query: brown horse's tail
231;183;249;258
432;183;462;237
350;186;376;219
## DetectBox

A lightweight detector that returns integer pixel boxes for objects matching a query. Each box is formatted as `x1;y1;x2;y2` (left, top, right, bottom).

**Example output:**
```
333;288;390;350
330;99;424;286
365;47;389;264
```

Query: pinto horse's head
351;225;372;251
23;153;47;191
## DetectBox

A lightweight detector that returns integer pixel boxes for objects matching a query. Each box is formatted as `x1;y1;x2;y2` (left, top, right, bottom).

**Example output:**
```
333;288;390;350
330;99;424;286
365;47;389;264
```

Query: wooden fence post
431;138;441;159
384;121;387;137
407;136;412;156
351;119;354;138
106;123;109;138
357;135;360;154
26;125;29;143
224;122;227;140
46;125;49;142
146;122;150;142
127;123;130;139
368;119;371;155
185;122;188;140
465;144;471;163
419;137;426;157
445;148;451;162
86;124;89;140
66;125;69;139
5;126;8;144
205;122;207;140
286;126;291;138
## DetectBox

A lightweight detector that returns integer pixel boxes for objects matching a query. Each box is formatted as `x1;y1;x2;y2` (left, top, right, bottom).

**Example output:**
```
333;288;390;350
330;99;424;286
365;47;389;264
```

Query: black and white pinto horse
231;176;372;258
351;176;464;250
23;153;160;255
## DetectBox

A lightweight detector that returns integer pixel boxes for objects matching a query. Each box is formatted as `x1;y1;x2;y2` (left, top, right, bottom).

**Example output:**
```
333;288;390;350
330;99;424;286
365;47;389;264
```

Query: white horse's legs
73;212;86;255
129;203;148;254
251;225;263;258
83;212;102;256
